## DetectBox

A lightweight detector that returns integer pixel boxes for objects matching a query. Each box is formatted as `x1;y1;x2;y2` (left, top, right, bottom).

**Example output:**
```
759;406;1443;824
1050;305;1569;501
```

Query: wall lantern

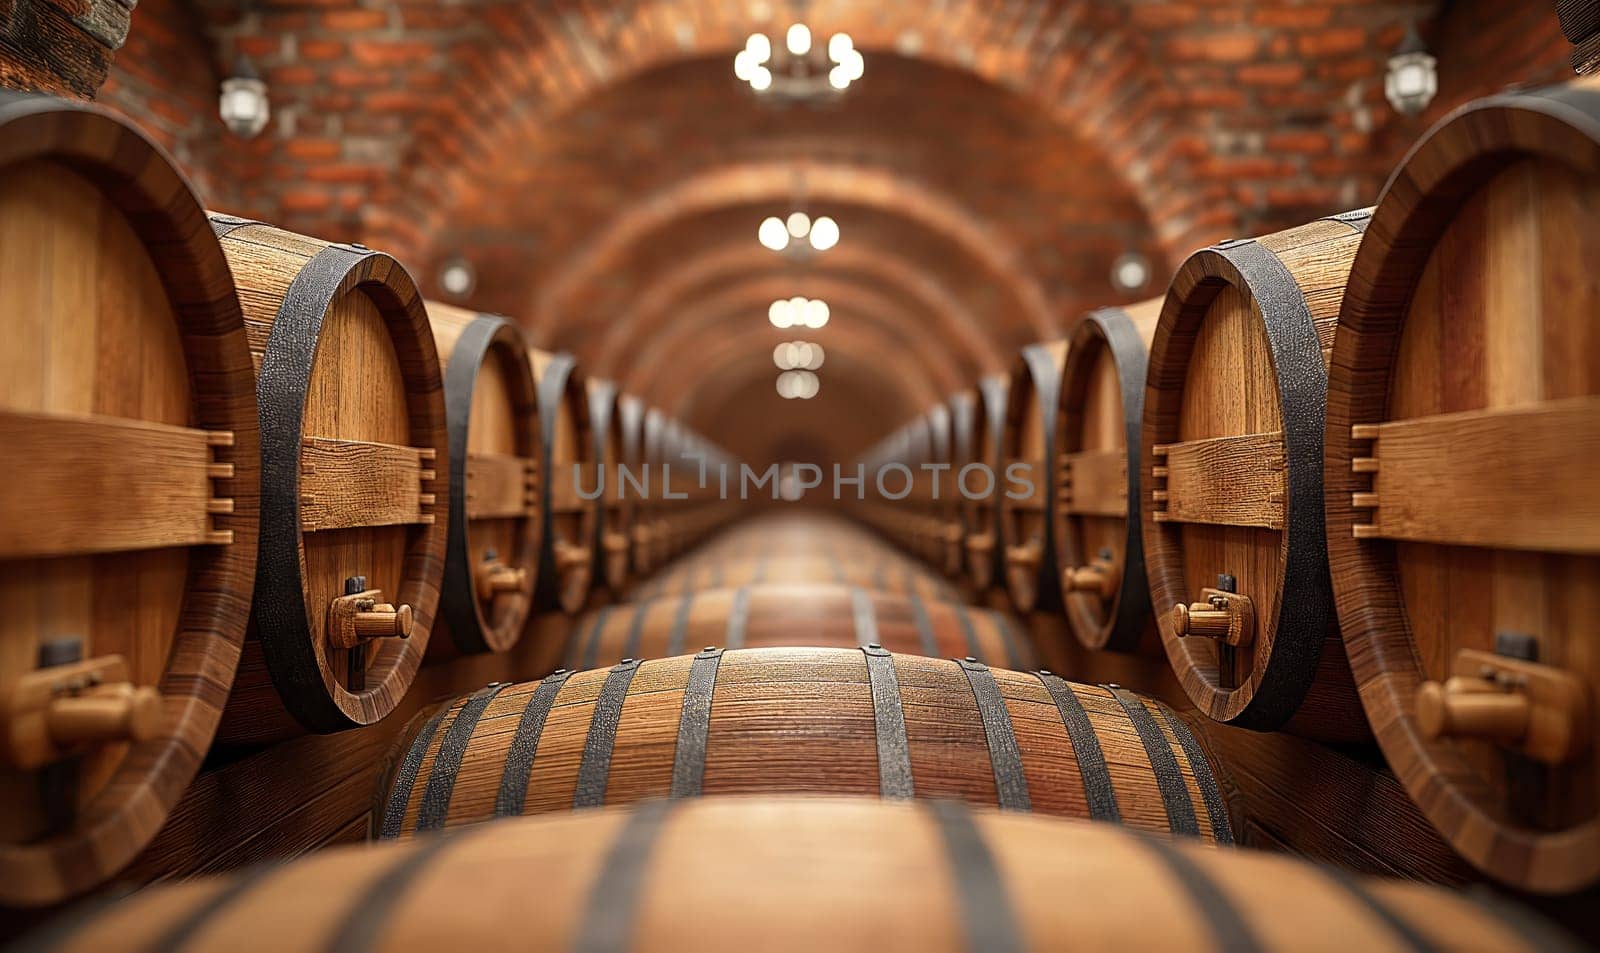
1385;23;1437;117
219;58;271;139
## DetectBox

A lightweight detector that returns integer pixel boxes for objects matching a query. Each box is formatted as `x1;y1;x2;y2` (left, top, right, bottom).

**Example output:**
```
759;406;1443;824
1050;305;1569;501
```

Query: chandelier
734;25;864;99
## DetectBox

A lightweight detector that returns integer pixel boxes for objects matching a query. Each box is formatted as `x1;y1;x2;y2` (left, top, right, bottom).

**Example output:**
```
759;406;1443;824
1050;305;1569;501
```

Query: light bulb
734;49;757;82
843;48;865;81
809;216;839;251
803;299;829;328
745;33;772;62
828;33;853;61
769;299;793;328
786;212;811;238
439;257;475;297
750;66;773;91
786;23;812;55
828;67;850;91
806;343;825;370
758;216;790;251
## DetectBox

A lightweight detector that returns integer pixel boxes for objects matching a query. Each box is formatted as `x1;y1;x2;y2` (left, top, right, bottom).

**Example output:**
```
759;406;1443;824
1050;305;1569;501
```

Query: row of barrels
861;77;1600;894
0;92;736;906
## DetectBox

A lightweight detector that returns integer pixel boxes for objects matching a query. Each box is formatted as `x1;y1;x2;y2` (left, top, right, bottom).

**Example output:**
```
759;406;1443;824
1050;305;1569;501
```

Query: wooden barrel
34;798;1579;953
1054;298;1163;653
374;646;1232;841
925;403;965;576
1325;79;1600;894
964;373;1010;591
946;388;978;577
616;392;645;583
564;584;1034;671
209;216;447;744
0;93;260;906
1000;341;1068;613
424;303;541;659
632;405;665;574
586;378;632;593
529;349;597;614
1141;210;1372;743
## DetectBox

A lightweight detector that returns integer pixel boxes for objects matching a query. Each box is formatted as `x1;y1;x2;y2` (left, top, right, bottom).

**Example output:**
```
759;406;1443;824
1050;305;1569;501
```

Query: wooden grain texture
1151;431;1286;530
563;583;1034;671
32;797;1583;953
376;647;1231;841
1325;78;1600;894
0;94;259;907
964;373;1010;592
0;410;229;556
297;438;434;532
1000;341;1068;614
1353;397;1599;552
1142;211;1370;743
0;0;128;97
212;218;446;744
425;303;542;660
588;377;633;593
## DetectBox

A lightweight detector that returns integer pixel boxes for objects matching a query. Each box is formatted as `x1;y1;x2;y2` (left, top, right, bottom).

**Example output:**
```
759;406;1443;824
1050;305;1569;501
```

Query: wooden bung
0;92;260;906
374;646;1234;842
963;373;1010;592
586;378;633;593
999;340;1069;614
1054;298;1163;654
563;583;1035;672
1141;208;1374;744
529;348;598;613
209;215;447;744
423;303;542;661
33;798;1581;953
1324;77;1600;893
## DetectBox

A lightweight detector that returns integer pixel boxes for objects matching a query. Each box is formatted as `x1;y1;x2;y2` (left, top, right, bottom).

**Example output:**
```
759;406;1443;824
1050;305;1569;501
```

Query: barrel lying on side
374;646;1232;841
586;378;632;594
425;303;541;659
564;584;1034;671
0;93;260;906
1326;78;1600;894
1054;298;1163;653
36;797;1577;953
964;374;1010;591
529;349;597;614
999;340;1068;613
211;217;448;744
1142;210;1372;743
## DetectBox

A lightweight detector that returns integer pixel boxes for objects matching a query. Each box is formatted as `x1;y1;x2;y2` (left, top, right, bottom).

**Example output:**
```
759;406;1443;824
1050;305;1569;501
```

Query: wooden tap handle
477;563;527;602
354;603;413;640
1006;541;1042;568
966;533;994;553
1171;602;1231;639
1416;676;1531;745
554;540;591;570
1064;562;1117;601
602;532;630;554
46;683;162;747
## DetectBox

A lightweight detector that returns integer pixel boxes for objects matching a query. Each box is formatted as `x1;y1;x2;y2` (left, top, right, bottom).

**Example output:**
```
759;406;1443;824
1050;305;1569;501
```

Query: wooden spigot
330;579;413;650
475;558;527;603
1169;585;1255;648
47;683;162;748
1064;562;1118;602
1;654;161;770
1413;648;1590;765
966;532;994;555
603;531;630;554
554;539;591;571
1005;540;1042;568
1416;677;1530;745
1171;602;1232;638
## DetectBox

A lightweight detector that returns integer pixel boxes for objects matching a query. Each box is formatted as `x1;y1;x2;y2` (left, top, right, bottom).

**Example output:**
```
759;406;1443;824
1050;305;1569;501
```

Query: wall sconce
219;58;270;139
1385;23;1438;117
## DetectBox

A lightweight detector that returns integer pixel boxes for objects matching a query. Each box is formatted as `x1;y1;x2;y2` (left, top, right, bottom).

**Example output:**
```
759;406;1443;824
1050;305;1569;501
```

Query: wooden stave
1325;79;1600;894
562;583;1035;671
426;305;542;658
1141;212;1372;742
926;401;966;576
999;340;1069;614
615;392;646;585
0;92;261;907
528;349;598;614
373;646;1233;843
210;218;447;742
34;797;1581;953
946;389;979;578
1054;302;1160;653
964;373;1011;592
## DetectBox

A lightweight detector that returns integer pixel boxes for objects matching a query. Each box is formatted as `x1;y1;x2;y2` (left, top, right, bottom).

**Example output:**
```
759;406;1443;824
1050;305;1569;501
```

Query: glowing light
786;23;812;55
809;216;839;251
841;48;865;81
786;212;812;238
758;216;790;251
745;33;772;61
803;298;830;328
750;66;773;91
769;299;794;328
828;33;853;60
828;67;851;91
